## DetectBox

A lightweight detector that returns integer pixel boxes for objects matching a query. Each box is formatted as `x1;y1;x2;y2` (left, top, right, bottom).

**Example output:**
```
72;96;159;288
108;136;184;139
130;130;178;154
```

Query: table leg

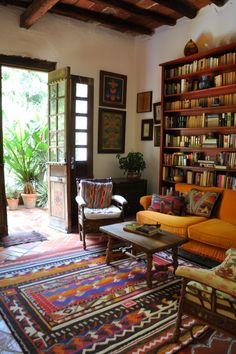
106;236;113;265
146;253;153;288
172;247;178;273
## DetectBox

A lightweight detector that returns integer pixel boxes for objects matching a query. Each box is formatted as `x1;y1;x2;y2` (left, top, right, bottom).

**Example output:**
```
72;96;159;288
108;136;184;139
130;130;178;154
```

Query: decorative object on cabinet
141;119;153;140
99;70;127;109
137;91;152;113
159;41;236;194
98;108;126;153
116;152;146;178
184;39;198;56
153;102;161;124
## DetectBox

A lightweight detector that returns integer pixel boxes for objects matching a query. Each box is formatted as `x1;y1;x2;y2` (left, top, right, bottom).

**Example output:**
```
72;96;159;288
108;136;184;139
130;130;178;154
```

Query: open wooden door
48;67;72;232
48;69;94;232
0;66;8;237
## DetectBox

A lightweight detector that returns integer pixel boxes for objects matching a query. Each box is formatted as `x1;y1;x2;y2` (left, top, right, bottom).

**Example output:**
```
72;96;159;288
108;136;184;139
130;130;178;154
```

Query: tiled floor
0;206;105;353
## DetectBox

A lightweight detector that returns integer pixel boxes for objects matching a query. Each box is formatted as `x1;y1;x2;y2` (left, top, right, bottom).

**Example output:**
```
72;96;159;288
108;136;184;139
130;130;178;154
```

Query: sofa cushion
148;194;186;216
218;189;236;225
186;188;221;217
188;218;236;250
136;210;207;238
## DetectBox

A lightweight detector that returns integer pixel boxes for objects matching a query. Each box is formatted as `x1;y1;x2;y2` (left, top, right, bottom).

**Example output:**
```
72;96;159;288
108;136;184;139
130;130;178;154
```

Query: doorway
2;66;49;232
0;56;94;237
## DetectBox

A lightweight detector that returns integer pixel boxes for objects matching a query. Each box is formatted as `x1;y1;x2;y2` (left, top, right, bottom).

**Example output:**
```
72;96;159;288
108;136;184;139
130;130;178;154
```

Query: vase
127;171;140;179
184;39;198;56
21;193;37;209
7;198;19;210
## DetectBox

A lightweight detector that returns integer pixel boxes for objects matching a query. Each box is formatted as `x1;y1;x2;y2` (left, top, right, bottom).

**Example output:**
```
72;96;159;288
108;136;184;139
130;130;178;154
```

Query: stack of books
123;223;160;237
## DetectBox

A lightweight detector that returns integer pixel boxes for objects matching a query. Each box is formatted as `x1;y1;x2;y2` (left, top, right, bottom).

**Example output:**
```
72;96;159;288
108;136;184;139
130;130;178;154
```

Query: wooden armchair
174;248;236;341
75;178;127;249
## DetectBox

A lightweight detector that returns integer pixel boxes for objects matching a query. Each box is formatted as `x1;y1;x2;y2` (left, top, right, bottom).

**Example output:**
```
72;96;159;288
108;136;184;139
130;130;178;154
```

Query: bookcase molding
159;41;236;194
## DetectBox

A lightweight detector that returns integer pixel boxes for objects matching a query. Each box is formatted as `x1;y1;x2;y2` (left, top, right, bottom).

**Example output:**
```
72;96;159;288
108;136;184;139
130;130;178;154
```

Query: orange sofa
136;183;236;262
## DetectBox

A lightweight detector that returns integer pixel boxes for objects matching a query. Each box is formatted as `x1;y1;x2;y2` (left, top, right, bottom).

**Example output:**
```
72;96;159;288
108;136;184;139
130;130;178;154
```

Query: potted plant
3;120;48;209
5;186;20;210
116;152;146;178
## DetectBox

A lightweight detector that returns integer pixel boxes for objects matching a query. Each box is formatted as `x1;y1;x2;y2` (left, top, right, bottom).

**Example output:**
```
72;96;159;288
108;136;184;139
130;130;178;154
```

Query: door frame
0;55;56;237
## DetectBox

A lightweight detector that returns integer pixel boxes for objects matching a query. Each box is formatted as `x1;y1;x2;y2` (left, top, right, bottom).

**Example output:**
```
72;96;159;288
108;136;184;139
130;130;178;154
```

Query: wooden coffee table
100;222;187;288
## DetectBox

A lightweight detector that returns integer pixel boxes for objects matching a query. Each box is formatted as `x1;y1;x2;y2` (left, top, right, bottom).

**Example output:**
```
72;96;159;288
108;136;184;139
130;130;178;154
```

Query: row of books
165;71;236;95
165;51;236;79
165;112;236;128
163;168;236;190
163;151;236;169
165;93;236;111
165;133;236;148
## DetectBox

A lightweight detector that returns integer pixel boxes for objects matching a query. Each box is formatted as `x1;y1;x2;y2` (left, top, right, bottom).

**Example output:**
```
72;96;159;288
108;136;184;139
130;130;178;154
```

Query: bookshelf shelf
160;41;236;193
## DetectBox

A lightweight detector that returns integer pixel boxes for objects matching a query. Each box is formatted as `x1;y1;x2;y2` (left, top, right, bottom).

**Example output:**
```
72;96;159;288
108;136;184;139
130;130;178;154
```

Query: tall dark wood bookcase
159;42;236;194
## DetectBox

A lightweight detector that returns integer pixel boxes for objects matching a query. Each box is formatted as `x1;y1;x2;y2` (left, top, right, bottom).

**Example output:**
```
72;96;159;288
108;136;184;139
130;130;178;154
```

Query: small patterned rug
0;231;47;247
0;248;232;353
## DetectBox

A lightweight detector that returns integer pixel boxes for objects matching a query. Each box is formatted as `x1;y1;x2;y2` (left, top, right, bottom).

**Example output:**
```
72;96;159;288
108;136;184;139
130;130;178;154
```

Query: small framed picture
99;70;127;109
153;102;161;124
137;91;152;113
154;125;161;146
141;119;153;140
98;108;126;153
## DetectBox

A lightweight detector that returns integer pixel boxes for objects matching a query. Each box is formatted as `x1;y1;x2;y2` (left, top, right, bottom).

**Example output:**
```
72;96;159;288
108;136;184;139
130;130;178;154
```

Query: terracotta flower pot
21;193;37;209
7;198;19;210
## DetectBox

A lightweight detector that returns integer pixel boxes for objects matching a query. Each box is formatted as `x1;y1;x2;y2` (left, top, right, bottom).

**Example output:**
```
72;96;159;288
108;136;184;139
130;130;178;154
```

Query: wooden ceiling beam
20;0;60;29
211;0;229;6
51;3;154;35
152;0;198;19
90;0;176;26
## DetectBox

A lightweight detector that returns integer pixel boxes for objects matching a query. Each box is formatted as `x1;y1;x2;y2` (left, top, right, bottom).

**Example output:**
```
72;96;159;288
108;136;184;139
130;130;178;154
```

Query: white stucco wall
135;0;236;194
0;4;137;179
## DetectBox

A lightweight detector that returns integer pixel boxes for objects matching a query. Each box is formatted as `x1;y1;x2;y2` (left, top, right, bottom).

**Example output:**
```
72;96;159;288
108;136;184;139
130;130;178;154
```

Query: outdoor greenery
5;186;19;200
116;152;146;175
2;67;48;206
4;120;47;193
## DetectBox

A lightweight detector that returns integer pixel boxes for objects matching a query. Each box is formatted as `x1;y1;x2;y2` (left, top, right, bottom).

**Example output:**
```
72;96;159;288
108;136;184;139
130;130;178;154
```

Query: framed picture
153;102;161;124
141;119;153;140
154;125;161;146
137;91;152;113
99;70;127;108
98;108;126;153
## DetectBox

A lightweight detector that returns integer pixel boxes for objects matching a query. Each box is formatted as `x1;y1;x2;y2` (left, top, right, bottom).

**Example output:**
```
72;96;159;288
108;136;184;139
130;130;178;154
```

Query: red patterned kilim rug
0;247;234;353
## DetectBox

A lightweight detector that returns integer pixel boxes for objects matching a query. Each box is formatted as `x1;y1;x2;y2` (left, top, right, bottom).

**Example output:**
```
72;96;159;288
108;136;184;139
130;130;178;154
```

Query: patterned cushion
80;181;95;208
93;182;113;208
186;188;221;217
148;194;186;216
215;249;236;281
80;180;113;209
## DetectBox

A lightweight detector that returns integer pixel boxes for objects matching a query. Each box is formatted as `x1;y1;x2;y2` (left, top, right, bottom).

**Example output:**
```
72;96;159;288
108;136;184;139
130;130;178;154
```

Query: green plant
5;186;19;199
116;152;146;174
36;181;48;207
4;120;48;194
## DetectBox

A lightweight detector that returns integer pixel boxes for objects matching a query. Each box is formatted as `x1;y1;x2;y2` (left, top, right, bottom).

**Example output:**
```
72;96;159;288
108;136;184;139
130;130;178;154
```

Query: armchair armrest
140;195;152;210
176;265;236;297
75;195;86;207
112;194;127;205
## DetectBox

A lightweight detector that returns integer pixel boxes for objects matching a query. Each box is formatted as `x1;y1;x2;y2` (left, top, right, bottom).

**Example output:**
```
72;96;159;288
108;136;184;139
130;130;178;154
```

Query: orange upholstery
137;183;236;262
136;210;206;238
188;219;236;249
218;189;236;225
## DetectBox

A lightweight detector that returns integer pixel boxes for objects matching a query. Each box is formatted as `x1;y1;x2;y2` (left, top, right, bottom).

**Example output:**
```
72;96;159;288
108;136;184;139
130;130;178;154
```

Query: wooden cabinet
112;178;147;216
159;42;236;194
